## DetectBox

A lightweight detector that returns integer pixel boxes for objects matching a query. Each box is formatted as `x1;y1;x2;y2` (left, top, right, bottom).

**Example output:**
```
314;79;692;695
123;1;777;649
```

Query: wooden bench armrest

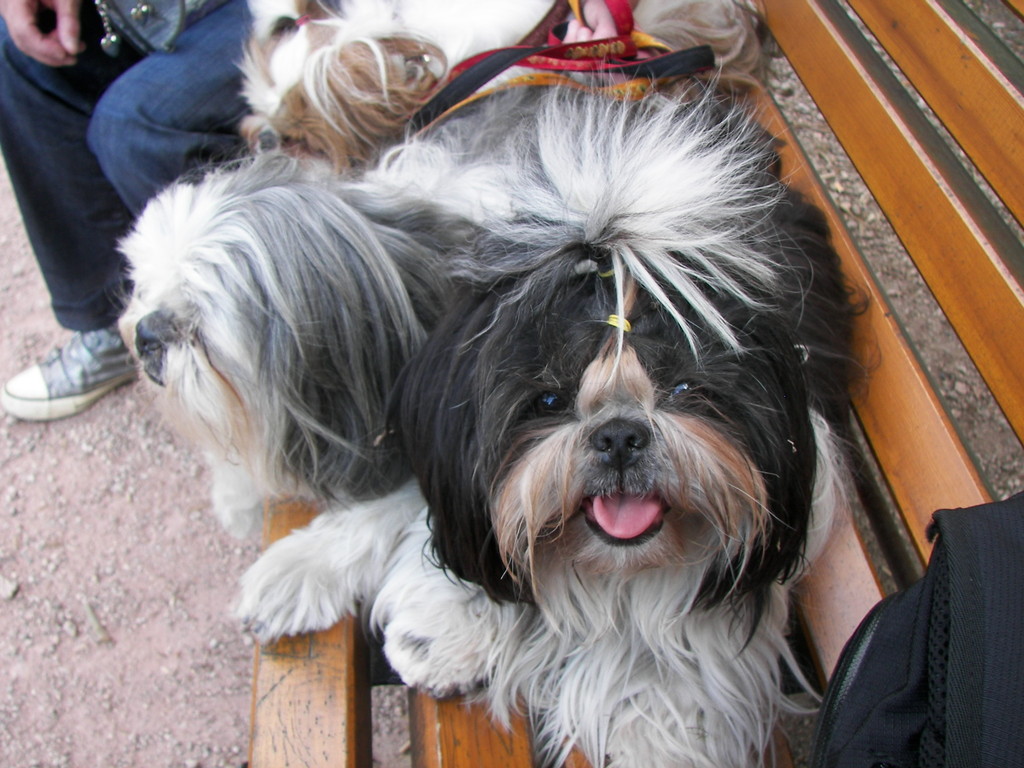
248;501;372;768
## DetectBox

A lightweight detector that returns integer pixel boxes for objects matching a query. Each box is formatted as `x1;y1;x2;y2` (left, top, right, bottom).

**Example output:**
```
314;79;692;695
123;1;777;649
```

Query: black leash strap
409;44;716;133
409;45;549;132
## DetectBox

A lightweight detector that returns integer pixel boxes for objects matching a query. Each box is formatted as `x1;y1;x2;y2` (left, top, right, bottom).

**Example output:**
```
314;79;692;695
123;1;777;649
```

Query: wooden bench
247;2;1024;765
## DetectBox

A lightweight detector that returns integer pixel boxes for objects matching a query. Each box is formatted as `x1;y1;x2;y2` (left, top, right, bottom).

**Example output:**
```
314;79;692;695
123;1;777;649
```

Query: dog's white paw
382;587;501;698
374;547;515;698
236;526;356;644
236;483;428;644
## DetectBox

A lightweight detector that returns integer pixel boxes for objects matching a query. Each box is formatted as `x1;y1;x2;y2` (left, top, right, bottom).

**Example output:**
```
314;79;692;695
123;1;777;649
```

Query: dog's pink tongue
587;494;664;539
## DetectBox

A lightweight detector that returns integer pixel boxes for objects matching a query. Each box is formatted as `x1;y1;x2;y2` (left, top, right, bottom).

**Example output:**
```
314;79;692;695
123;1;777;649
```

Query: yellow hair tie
598;268;615;278
606;314;632;332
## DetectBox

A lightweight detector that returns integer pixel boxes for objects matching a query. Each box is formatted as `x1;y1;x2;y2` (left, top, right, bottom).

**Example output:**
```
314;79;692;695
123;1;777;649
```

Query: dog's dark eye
269;16;298;37
535;391;568;414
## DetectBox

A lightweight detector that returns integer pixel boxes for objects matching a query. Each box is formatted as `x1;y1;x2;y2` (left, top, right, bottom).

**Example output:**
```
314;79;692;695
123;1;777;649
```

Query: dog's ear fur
248;168;466;502
390;289;530;602
693;319;816;607
695;188;857;607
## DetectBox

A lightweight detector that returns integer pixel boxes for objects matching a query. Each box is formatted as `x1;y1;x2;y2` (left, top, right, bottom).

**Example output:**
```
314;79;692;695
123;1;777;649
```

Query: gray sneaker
1;326;137;421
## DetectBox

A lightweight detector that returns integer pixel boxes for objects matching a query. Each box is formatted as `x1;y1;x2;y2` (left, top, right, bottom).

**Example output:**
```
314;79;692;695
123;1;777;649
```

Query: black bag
811;493;1024;768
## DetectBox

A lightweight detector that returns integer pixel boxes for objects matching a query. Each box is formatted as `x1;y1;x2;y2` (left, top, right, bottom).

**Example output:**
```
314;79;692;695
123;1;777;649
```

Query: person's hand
0;0;84;66
564;0;618;43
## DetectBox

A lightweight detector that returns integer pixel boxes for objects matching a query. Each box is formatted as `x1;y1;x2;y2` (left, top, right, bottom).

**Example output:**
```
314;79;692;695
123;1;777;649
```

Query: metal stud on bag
95;0;122;56
129;2;153;21
93;0;187;56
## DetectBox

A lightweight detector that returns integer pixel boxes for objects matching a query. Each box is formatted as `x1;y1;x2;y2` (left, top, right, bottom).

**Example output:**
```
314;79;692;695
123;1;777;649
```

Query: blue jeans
0;0;250;331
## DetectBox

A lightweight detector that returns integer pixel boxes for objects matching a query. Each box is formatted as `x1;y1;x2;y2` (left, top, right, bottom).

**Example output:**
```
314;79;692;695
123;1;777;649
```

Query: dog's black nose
590;418;651;470
256;126;280;153
135;309;177;386
135;309;177;352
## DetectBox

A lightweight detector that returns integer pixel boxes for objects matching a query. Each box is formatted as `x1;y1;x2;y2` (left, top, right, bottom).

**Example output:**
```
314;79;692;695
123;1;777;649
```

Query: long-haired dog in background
239;0;765;170
237;86;858;767
240;0;554;168
118;153;470;536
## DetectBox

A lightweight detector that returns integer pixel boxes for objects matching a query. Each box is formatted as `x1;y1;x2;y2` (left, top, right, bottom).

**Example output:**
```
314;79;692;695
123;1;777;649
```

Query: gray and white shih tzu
119;153;470;536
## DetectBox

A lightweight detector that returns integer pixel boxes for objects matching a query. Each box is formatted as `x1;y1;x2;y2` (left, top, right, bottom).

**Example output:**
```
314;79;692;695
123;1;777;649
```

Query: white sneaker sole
1;371;136;422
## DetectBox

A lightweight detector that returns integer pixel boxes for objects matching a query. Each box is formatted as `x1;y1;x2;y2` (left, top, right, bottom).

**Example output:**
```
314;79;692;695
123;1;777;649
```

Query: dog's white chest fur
240;493;803;768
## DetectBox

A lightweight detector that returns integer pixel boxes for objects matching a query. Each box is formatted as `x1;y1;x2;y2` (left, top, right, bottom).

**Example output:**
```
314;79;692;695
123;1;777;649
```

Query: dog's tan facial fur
243;18;445;170
493;339;769;589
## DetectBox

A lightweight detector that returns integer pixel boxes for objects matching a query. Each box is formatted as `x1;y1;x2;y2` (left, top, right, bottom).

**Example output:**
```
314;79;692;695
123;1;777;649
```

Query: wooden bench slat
563;749;593;768
249;620;371;768
409;695;535;768
249;501;372;768
795;515;883;677
755;94;991;559
847;0;1024;227
761;0;1024;450
1004;0;1024;23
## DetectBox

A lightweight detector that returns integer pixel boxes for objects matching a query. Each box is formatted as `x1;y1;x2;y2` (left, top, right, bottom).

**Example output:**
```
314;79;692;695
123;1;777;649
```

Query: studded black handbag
92;0;228;56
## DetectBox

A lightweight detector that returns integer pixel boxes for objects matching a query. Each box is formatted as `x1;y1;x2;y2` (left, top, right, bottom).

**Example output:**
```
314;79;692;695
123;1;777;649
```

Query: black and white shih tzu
118;153;474;537
237;85;857;768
